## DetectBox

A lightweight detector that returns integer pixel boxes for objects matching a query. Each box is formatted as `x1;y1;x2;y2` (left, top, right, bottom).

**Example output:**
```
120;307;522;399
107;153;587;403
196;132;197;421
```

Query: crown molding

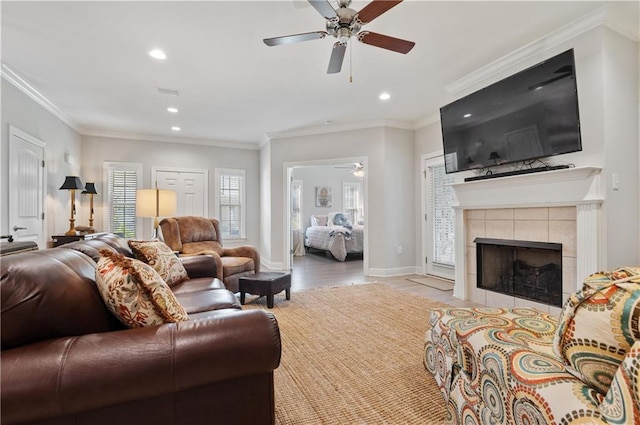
81;128;260;150
2;64;83;132
267;119;414;141
413;112;440;130
603;3;640;42
445;5;636;96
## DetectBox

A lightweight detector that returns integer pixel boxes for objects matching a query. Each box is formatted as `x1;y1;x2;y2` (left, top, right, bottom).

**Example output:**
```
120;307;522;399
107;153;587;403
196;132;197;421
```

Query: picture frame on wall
316;186;332;207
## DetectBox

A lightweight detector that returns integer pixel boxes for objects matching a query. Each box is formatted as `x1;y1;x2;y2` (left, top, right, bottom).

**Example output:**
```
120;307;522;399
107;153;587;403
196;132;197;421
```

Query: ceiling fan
335;161;365;176
263;0;415;74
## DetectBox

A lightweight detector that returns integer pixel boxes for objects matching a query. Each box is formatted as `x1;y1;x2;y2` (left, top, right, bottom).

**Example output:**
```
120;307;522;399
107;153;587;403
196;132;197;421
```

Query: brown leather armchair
160;216;260;293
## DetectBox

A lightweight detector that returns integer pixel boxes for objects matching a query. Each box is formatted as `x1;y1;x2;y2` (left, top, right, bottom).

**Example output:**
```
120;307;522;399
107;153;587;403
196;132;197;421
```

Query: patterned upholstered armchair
424;267;640;425
159;216;260;293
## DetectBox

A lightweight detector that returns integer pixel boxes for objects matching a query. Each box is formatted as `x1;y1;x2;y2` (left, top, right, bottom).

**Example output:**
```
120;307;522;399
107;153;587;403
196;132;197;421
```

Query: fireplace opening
475;238;562;307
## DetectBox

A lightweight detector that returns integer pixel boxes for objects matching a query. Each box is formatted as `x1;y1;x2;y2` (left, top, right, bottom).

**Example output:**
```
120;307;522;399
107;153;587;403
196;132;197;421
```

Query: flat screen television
440;49;582;174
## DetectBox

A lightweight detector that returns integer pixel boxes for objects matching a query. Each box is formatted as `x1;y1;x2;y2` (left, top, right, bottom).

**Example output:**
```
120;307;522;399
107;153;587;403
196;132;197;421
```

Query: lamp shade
488;151;501;160
82;182;98;194
136;189;177;218
59;176;84;190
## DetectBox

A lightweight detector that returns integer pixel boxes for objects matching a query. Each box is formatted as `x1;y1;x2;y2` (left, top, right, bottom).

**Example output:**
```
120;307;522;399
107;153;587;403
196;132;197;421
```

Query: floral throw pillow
96;249;188;328
128;240;189;287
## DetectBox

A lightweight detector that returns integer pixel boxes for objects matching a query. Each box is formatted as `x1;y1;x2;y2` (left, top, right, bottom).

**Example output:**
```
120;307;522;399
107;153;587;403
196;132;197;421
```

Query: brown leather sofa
1;234;281;425
159;216;260;293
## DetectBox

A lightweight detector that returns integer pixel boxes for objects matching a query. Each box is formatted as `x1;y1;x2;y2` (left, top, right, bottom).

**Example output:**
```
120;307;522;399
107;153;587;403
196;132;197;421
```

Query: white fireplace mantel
451;166;603;300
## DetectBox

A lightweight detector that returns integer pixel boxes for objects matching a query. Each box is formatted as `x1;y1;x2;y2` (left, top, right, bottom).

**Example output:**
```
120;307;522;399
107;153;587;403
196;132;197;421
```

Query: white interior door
153;167;208;217
9;126;46;248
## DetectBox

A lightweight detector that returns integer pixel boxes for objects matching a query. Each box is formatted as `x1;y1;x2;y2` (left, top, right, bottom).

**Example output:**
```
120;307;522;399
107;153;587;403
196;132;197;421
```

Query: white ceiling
2;1;637;147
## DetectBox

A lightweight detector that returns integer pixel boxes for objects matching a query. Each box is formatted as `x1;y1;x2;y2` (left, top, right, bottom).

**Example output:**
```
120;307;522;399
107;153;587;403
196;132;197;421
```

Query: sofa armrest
222;246;261;273
179;254;218;278
1;309;280;424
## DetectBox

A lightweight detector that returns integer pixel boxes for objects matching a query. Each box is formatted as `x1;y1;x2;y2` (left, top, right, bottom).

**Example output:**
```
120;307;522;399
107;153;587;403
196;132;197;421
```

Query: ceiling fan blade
356;0;403;24
358;31;415;54
308;0;337;19
263;31;327;46
327;42;347;74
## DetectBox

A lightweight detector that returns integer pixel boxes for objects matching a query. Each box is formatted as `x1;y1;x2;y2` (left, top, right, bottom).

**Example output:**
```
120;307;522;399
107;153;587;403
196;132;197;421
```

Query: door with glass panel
424;156;455;280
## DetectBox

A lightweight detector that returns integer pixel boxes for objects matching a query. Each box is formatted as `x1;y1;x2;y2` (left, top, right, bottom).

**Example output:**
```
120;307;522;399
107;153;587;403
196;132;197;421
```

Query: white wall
601;28;639;267
80;135;261;246
265;126;416;275
1;80;83;241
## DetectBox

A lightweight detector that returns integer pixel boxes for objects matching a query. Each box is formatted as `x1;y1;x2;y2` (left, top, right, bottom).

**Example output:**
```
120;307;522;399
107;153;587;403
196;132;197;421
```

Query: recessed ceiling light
463;113;472;118
167;107;178;113
148;49;167;60
171;126;181;131
379;92;391;101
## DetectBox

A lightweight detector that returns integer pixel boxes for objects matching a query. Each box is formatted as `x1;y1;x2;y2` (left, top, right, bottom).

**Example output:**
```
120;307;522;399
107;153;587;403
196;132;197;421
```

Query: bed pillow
328;212;353;229
311;215;328;226
95;249;189;328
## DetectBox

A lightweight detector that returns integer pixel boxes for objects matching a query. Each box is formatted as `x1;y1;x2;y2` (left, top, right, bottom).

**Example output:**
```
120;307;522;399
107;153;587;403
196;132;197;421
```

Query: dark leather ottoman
240;272;291;308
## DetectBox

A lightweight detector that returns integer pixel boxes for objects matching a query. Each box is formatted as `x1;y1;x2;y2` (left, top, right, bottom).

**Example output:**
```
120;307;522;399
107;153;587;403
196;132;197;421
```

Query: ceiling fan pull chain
349;42;353;83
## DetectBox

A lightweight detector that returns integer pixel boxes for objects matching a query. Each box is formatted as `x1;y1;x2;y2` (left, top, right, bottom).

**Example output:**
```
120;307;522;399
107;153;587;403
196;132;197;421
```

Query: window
215;168;245;240
291;180;302;230
103;162;142;238
343;182;363;224
429;163;455;266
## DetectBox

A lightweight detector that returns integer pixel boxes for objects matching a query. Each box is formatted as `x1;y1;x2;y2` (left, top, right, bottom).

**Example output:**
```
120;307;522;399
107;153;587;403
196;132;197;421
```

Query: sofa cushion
182;240;223;255
128;240;189;286
96;249;188;328
1;249;121;350
553;266;640;395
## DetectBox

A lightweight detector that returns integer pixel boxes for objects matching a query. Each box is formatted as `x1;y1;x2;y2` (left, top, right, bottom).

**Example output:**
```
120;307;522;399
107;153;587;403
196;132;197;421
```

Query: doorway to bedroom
286;158;367;287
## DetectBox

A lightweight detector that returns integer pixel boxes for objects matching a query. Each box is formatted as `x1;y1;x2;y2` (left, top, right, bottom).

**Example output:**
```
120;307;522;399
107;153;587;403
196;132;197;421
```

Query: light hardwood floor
288;251;479;307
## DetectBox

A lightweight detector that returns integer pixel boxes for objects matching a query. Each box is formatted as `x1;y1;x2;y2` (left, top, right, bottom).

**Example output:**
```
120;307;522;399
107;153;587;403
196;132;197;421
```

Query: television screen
440;49;582;174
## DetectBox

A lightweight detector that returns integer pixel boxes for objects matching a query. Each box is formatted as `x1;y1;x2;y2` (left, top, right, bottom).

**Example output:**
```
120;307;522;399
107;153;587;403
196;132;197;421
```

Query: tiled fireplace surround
452;166;603;316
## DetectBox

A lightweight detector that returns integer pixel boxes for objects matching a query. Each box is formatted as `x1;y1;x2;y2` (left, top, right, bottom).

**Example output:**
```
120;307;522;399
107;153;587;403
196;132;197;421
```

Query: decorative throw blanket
329;227;352;240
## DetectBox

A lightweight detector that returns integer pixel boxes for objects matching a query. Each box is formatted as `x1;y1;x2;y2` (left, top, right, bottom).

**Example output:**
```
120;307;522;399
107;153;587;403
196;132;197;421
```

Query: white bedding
304;225;364;261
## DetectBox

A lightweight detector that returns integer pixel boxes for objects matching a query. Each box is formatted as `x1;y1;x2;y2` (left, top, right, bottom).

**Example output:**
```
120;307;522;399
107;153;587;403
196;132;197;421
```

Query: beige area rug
243;283;449;424
407;276;455;291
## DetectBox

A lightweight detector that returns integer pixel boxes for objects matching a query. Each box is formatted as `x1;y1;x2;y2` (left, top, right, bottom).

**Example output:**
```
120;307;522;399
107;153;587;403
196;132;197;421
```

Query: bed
304;214;364;261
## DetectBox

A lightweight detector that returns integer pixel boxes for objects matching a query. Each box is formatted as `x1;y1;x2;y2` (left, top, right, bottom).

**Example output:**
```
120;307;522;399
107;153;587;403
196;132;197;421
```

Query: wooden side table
52;232;108;247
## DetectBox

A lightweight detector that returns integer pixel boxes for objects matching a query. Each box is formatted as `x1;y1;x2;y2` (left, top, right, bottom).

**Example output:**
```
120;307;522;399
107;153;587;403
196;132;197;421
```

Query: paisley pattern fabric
128;239;189;287
96;249;188;328
425;286;640;425
599;340;640;424
553;266;640;395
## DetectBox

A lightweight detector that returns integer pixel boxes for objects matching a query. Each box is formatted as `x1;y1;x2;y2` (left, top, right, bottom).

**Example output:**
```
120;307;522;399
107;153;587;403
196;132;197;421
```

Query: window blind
430;164;455;266
219;173;243;238
108;169;137;238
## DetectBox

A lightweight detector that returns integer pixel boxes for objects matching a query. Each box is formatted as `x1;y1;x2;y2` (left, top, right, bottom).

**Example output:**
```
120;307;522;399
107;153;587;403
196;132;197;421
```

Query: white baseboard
367;266;420;277
260;259;287;272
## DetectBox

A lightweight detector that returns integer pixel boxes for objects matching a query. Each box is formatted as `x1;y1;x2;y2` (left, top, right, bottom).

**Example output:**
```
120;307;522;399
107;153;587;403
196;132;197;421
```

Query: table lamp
136;187;177;239
82;182;98;232
59;176;84;236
